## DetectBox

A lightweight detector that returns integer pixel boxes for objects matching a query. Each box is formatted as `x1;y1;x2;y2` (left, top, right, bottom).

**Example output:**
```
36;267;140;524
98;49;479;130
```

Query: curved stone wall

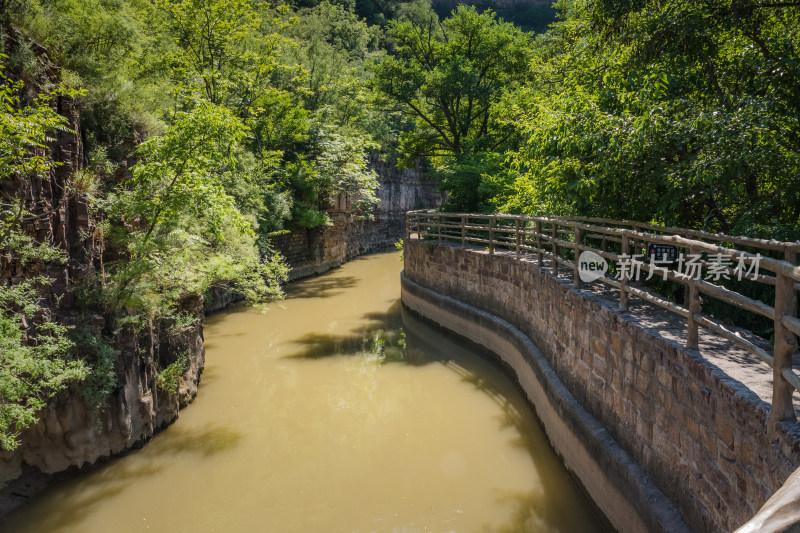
403;240;800;532
402;273;688;533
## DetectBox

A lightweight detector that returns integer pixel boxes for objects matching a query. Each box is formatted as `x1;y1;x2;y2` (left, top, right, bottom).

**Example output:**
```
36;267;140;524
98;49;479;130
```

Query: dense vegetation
377;0;800;240
501;0;800;240
2;0;798;449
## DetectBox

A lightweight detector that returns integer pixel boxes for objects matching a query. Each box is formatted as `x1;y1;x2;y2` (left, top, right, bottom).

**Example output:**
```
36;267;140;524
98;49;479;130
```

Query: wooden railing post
489;216;495;255
536;221;543;268
515;218;521;259
437;214;442;244
461;216;466;248
686;245;701;350
619;234;629;312
552;222;559;273
770;250;798;425
573;226;583;288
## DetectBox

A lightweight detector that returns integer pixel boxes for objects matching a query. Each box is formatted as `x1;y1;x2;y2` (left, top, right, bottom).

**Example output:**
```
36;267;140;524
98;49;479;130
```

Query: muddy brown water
3;251;603;532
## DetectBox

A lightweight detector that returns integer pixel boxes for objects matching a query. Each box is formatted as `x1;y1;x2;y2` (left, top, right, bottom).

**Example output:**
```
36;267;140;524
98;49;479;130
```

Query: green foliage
0;299;87;451
497;0;800;238
0;59;73;184
154;0;294;110
0;56;88;450
156;352;188;394
99;102;288;322
18;0;168;157
435;151;511;212
289;0;436;26
373;6;533;159
71;328;118;421
394;238;403;260
495;4;556;34
372;6;533;211
286;1;378;118
3;0;397;452
281;127;380;227
11;0;388;235
308;128;379;215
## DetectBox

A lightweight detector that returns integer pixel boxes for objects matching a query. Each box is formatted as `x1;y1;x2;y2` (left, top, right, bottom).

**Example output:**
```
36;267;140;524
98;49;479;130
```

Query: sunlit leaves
373;6;533;161
312;128;380;214
0;58;70;183
0;59;88;450
500;0;800;237
154;0;294;111
0;279;89;451
103;102;287;319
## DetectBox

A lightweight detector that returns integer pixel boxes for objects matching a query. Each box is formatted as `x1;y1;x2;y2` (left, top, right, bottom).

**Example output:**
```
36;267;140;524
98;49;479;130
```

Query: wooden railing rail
405;210;800;425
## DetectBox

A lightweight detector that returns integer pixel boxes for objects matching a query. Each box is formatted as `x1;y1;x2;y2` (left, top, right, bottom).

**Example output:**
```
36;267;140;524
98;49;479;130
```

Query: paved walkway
491;247;800;413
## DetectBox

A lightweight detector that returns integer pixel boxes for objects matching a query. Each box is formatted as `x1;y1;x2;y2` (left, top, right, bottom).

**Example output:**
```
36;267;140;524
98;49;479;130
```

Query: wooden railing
405;210;800;424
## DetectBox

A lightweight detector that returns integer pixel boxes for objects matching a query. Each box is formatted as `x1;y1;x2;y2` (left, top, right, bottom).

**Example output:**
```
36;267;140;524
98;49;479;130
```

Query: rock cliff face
1;28;87;304
272;157;442;280
0;320;205;516
0;31;207;516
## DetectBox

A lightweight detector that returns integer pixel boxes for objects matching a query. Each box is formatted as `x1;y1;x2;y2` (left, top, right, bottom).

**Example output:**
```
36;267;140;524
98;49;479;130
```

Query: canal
3;251;602;532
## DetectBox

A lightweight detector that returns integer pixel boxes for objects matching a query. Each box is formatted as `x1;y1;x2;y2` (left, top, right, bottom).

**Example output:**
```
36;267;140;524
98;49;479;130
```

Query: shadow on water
285;300;604;532
282;300;410;363
1;460;168;532
284;300;485;366
153;423;242;458
193;364;217;387
0;424;242;532
491;488;579;533
284;275;360;299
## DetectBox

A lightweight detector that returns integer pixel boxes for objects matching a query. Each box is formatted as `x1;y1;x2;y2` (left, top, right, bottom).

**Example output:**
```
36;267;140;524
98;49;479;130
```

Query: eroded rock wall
0;31;207;515
0;320;205;515
273;158;442;280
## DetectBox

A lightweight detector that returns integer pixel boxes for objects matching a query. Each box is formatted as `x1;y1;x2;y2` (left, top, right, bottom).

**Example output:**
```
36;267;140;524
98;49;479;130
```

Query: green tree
103;101;287;321
13;0;168;158
154;0;294;113
372;6;532;159
282;127;380;227
500;0;800;238
287;0;378;116
372;6;532;210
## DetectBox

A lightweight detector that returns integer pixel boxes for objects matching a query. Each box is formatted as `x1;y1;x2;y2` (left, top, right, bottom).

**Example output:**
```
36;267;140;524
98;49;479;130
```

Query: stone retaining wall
403;241;800;532
272;215;404;281
274;157;441;280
